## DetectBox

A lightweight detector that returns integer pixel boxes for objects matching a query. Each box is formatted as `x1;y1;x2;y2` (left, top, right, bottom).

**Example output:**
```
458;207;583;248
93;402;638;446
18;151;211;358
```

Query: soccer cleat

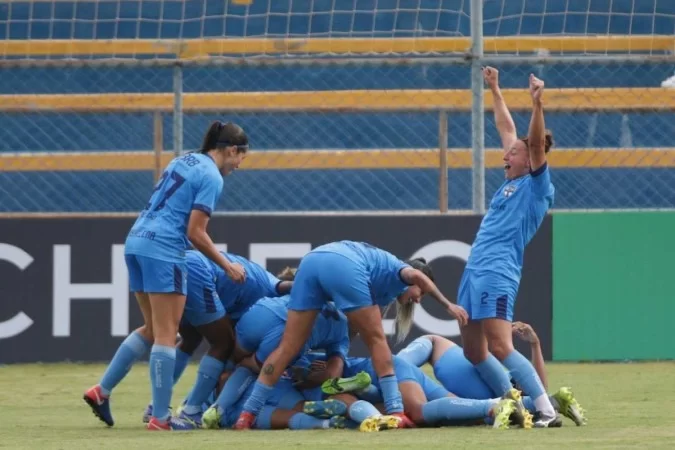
533;413;564;428
233;411;255;430
552;387;587;426
83;385;114;427
146;416;194;431
378;414;405;430
502;388;533;429
178;409;203;428
328;415;358;429
491;399;517;430
303;399;348;419
201;406;222;430
358;416;383;433
142;404;152;424
142;404;173;424
390;412;416;428
321;371;372;395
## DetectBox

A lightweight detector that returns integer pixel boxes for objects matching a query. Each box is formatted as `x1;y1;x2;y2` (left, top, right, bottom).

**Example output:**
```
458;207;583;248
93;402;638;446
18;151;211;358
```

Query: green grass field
2;362;674;449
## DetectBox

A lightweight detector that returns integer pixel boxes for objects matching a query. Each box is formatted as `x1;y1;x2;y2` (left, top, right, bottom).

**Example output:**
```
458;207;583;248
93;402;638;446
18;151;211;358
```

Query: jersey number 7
145;170;186;212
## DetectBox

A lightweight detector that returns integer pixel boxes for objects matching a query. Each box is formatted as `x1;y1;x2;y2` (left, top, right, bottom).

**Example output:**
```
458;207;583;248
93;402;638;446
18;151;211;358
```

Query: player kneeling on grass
306;355;531;430
233;243;468;430
396;322;586;426
201;296;356;429
141;254;294;426
209;369;353;431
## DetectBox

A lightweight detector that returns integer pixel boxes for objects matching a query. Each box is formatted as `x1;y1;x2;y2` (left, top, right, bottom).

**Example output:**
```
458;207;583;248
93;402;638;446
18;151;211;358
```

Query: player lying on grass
84;121;249;431
199;296;355;429
303;355;532;430
456;68;558;427
142;252;294;424
395;322;586;426
234;242;468;430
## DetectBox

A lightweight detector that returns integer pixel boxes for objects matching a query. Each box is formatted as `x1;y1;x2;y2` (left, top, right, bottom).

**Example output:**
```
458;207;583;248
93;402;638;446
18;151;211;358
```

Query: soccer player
456;68;559;427
201;295;360;429
396;324;587;426
141;251;294;424
313;355;530;429
233;244;468;429
83;122;249;431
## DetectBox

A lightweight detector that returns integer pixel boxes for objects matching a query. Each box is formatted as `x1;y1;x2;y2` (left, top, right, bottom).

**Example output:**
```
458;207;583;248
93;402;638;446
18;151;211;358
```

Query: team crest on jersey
503;184;517;198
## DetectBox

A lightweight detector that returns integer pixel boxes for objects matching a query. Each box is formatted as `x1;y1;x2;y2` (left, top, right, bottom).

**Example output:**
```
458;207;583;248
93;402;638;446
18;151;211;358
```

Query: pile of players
83;68;587;431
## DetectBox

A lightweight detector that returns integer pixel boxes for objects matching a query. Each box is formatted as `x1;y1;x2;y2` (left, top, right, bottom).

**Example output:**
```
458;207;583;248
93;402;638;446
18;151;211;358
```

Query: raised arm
484;66;517;150
527;74;547;172
513;321;548;390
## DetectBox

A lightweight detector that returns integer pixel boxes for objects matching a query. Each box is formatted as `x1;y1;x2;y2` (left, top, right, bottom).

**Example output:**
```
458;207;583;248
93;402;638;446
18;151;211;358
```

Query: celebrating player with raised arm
233;241;468;429
456;68;560;427
84;121;249;431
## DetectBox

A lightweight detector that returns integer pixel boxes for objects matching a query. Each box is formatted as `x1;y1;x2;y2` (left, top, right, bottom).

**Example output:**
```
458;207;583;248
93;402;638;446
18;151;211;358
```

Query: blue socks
348;400;380;423
396;337;433;367
214;366;255;414
474;354;513;396
241;381;274;416
379;375;403;414
502;351;546;399
99;331;151;395
422;397;496;424
149;344;176;421
173;349;191;383
288;413;330;430
182;355;226;415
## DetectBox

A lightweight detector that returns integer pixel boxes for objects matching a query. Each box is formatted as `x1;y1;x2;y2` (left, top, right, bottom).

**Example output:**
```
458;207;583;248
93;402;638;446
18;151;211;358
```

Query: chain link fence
0;0;673;214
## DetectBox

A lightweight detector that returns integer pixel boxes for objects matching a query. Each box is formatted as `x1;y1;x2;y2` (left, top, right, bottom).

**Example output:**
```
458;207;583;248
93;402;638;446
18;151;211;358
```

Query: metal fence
0;0;674;214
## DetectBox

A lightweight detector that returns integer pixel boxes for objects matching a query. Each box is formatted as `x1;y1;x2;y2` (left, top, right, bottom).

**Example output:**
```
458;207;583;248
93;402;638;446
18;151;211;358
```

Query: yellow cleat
552;387;587;426
201;406;221;430
359;416;381;433
491;398;517;430
377;415;403;430
503;388;533;429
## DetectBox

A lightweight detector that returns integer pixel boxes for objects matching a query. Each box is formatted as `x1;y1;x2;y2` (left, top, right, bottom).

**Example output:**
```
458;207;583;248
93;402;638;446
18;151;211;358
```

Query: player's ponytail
393;301;415;344
200;121;222;153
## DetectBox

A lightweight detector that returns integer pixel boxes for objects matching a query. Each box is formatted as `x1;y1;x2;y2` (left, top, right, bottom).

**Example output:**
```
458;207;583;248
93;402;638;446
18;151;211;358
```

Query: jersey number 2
146;170;186;211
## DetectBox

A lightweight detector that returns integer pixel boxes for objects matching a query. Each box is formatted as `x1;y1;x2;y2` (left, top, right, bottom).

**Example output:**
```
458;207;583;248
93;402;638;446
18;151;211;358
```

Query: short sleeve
530;162;553;200
193;170;223;216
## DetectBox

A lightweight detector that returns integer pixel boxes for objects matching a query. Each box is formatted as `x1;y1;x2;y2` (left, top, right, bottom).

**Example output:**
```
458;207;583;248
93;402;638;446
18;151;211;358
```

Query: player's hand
447;303;468;327
512;321;539;345
529;74;544;102
482;66;500;89
310;360;327;373
225;262;246;283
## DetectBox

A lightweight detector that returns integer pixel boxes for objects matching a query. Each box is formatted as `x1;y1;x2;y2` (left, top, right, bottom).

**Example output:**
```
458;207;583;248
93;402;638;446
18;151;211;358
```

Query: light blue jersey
182;250;282;325
125;153;223;263
459;164;554;321
236;296;349;365
308;302;351;361
290;241;411;313
211;253;282;321
466;164;554;282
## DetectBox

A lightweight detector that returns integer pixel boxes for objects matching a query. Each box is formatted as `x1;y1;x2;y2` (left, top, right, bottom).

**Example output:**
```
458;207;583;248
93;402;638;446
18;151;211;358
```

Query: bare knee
135;325;154;343
463;344;488;364
487;337;513;360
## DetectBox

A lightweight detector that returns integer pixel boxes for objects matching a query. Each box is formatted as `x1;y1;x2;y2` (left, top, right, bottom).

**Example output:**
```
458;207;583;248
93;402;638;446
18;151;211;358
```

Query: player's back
212;253;282;320
256;294;291;322
313;240;409;306
125;153;223;262
467;169;554;282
